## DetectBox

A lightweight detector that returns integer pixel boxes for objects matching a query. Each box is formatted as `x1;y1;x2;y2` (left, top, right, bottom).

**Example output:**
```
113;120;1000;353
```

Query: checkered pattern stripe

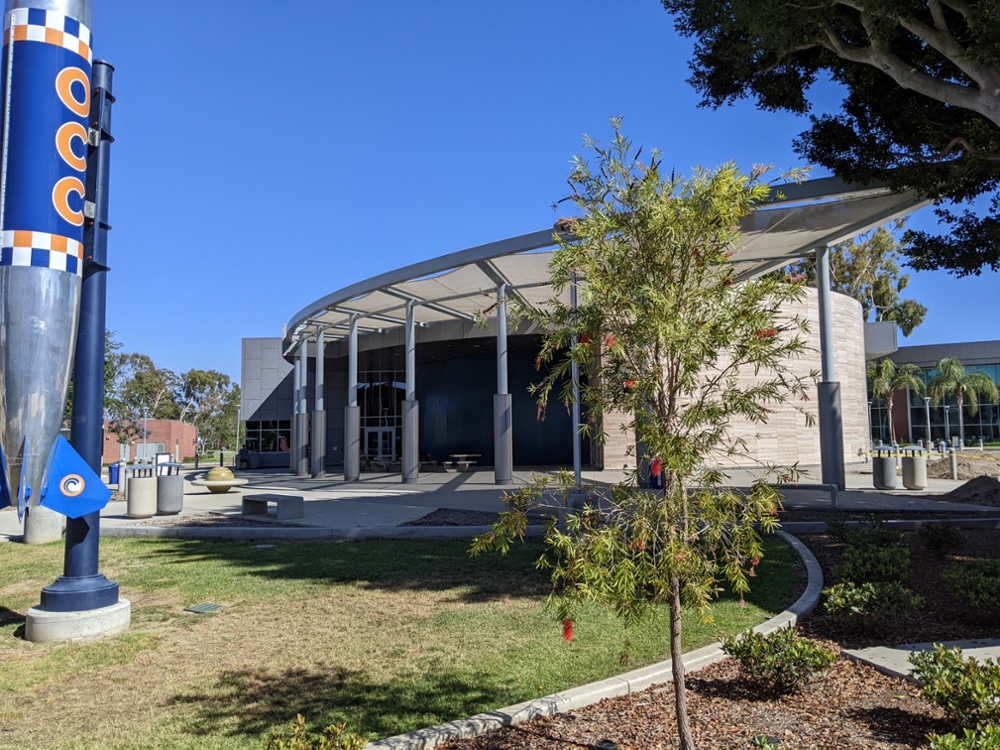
1;230;83;275
3;8;92;63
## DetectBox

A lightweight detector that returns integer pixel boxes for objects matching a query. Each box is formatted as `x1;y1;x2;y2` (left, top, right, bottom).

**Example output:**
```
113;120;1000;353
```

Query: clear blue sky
93;0;996;383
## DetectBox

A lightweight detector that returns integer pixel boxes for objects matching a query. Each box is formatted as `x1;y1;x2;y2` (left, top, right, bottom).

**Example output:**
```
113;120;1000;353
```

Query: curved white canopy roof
283;176;927;354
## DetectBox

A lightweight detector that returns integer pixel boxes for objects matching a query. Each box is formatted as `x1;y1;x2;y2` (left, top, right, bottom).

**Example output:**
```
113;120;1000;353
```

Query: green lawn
0;535;802;749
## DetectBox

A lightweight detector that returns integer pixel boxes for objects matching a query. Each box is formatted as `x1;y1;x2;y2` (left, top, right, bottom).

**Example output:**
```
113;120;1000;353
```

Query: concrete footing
25;598;131;644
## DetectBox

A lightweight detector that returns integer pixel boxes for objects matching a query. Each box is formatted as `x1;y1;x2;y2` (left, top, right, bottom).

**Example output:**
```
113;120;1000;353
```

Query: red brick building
102;420;197;465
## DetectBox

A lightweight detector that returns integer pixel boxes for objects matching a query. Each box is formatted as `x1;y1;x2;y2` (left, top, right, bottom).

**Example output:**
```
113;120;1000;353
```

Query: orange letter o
55;122;87;172
52;176;85;226
55;67;90;118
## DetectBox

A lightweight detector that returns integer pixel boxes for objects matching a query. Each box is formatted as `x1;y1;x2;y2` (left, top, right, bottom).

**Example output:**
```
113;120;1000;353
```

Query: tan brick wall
598;287;867;470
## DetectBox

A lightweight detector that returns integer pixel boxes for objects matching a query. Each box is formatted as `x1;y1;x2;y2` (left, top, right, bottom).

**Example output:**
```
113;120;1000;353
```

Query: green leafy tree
179;370;240;450
782;221;927;335
472;121;813;750
663;0;1000;276
866;359;925;443
121;354;180;420
927;356;999;444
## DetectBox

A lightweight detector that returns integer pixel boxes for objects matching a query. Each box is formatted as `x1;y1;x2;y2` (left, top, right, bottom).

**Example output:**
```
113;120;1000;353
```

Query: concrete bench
242;493;305;520
442;460;477;472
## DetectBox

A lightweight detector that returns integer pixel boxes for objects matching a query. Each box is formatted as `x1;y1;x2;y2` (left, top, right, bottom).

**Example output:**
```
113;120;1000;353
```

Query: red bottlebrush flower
769;506;778;516
722;278;733;286
580;333;590;345
650;456;663;478
625;379;636;390
635;538;647;552
562;619;574;642
604;333;616;348
751;556;760;567
755;328;777;339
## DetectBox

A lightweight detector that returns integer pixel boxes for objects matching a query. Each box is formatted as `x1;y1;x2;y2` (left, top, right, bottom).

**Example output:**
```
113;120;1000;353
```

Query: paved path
0;460;994;541
844;639;1000;681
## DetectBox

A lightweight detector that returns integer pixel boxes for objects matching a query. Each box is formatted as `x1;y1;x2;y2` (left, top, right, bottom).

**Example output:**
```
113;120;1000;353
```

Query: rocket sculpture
0;0;110;533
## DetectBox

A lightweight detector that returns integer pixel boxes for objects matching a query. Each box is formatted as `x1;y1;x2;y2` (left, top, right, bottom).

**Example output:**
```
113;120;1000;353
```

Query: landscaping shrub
909;645;1000;729
928;725;1000;750
834;542;911;584
265;715;366;750
918;522;964;554
822;581;922;620
943;559;1000;611
826;517;906;549
722;626;835;695
824;516;852;543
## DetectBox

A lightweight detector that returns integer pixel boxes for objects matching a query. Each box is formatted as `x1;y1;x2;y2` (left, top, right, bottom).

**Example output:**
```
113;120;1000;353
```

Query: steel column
344;315;360;481
295;346;309;476
816;245;845;490
402;301;419;484
291;342;300;468
494;283;512;484
311;329;326;477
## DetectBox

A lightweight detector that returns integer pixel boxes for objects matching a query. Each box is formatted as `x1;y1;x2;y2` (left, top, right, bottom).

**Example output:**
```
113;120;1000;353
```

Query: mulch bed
779;507;1000;523
435;528;1000;750
121;512;310;528
400;508;549;526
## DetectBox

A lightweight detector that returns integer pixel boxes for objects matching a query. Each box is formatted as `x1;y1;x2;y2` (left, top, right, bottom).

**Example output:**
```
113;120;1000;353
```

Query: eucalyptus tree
927;356;999;444
472;120;813;750
866;359;925;443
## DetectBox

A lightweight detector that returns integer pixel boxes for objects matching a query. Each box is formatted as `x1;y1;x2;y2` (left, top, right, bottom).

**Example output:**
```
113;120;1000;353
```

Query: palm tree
867;359;925;443
926;357;1000;446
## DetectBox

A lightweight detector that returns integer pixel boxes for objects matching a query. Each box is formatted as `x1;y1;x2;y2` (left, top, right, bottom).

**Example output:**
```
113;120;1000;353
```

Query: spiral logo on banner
1;8;93;276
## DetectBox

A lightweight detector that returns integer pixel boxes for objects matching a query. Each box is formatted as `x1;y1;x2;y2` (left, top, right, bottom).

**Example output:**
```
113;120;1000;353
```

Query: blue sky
92;0;997;382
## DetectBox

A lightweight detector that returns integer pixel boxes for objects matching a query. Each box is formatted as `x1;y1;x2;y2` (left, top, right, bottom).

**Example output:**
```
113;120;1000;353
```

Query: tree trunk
958;394;965;447
669;575;696;750
887;394;895;444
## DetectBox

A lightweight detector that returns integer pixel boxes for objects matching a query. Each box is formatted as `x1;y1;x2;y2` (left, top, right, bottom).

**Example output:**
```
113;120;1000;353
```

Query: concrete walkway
844;639;1000;682
0;460;995;541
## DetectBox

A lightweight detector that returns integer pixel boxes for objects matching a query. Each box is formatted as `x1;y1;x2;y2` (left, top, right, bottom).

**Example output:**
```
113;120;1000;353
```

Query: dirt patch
938;475;1000;507
927;455;1000;480
439;656;947;750
123;513;309;528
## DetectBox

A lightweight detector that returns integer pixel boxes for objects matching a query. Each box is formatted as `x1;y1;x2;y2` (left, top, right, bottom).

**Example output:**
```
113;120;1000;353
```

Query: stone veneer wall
600;287;868;470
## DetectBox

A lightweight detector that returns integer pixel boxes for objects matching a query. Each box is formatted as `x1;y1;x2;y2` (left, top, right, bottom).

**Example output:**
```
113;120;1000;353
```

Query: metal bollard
949;447;958;481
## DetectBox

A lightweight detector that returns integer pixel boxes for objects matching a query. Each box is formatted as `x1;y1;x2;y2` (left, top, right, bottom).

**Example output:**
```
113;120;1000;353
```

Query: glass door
364;428;395;460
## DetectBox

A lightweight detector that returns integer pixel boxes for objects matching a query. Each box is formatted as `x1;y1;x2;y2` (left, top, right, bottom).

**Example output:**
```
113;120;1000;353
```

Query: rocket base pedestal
22;505;65;544
25;598;130;643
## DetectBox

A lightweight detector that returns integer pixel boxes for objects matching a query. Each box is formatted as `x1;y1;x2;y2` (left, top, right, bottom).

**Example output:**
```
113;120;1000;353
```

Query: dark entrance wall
416;336;588;466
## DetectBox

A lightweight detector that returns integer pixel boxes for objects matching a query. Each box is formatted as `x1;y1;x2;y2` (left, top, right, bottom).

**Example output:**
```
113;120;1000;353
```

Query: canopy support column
494;283;513;485
345;316;360;481
816;244;845;490
571;275;582;488
402;301;419;484
295;345;309;476
311;329;326;478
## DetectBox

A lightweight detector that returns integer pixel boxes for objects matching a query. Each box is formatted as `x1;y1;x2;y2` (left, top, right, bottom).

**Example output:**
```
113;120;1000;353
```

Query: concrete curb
364;530;824;750
779;517;1000;534
100;525;548;541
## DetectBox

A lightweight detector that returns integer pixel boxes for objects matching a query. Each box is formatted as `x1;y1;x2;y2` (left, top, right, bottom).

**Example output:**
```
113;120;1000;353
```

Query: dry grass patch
0;537;801;749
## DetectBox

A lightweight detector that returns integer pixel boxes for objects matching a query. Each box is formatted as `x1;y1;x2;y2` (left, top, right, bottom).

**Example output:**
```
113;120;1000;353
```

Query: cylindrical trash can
901;448;927;490
109;462;120;485
127;468;157;518
157;471;183;515
872;449;897;490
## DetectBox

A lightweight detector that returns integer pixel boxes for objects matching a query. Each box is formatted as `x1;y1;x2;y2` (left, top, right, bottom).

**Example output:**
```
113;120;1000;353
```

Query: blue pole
39;60;118;612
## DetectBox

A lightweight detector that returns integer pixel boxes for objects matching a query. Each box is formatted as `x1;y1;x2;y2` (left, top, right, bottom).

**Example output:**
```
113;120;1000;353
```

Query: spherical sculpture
205;467;234;482
192;465;247;494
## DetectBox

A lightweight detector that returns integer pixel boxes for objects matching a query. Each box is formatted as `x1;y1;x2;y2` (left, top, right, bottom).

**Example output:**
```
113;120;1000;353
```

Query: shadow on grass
0;606;26;639
130;538;552;603
169;663;519;741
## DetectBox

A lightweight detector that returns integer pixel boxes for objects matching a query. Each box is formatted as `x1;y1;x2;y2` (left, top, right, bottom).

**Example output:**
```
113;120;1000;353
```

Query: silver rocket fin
37;436;111;519
13;436;29;522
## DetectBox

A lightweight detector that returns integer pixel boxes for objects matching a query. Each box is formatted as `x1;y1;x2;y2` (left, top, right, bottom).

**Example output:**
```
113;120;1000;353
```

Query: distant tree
781;221;928;336
926;356;999;444
866;359;925;443
179;370;240;450
122;355;180;420
663;0;1000;276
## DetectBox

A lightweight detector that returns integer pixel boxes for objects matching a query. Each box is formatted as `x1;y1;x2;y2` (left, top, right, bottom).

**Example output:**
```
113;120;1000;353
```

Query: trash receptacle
109;462;120;486
872;448;897;490
901;447;927;490
157;463;184;515
127;466;157;518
